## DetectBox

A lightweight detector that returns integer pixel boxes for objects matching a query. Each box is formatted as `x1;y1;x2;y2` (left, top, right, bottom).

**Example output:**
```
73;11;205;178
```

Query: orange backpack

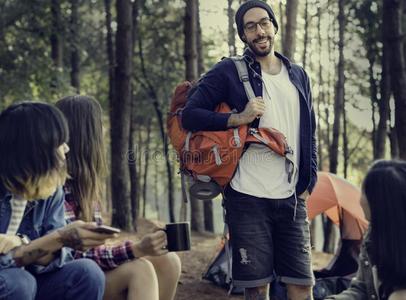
167;57;294;199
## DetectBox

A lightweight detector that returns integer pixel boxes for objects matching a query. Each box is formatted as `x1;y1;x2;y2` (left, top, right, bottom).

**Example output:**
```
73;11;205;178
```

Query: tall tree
110;0;133;230
316;4;324;170
376;39;390;159
302;0;309;69
329;0;345;175
282;0;299;60
228;0;237;57
137;33;176;223
50;0;63;69
70;0;80;92
385;0;406;159
50;0;63;89
129;0;140;227
196;0;204;76
324;0;345;254
184;0;205;233
184;0;198;81
142;119;152;218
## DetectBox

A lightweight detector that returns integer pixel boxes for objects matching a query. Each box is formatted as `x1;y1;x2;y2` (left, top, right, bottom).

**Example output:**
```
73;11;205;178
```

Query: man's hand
57;220;117;251
132;231;168;258
0;234;22;254
227;97;266;127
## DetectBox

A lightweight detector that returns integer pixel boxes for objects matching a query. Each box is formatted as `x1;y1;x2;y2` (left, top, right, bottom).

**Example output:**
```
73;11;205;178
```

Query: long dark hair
56;96;106;222
0;101;69;199
363;159;406;288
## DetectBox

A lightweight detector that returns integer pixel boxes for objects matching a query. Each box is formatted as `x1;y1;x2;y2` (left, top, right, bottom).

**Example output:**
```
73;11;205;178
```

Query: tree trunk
104;0;115;118
329;0;345;175
184;0;198;81
228;0;236;57
137;33;176;223
385;0;406;159
104;0;114;217
317;5;324;170
302;0;309;69
343;101;348;178
196;0;204;76
50;0;63;69
70;0;80;93
129;0;140;227
142;119;152;218
283;0;299;61
154;152;160;220
184;0;205;232
279;1;284;49
390;126;400;158
375;36;390;159
325;0;344;254
129;110;138;228
50;0;63;89
110;0;133;231
204;200;214;232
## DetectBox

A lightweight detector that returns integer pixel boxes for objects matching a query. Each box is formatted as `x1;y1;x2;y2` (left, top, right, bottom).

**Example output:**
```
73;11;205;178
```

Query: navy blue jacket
182;49;317;195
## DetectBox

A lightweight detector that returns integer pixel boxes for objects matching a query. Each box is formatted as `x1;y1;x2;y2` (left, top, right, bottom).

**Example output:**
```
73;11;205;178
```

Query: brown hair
56;96;106;221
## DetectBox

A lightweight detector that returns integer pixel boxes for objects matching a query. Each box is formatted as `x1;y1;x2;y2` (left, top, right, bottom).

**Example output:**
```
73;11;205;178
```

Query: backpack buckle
241;74;250;82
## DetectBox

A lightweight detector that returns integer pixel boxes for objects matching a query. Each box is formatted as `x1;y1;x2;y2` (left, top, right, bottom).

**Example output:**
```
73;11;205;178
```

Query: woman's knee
162;253;181;279
126;258;157;279
0;268;37;299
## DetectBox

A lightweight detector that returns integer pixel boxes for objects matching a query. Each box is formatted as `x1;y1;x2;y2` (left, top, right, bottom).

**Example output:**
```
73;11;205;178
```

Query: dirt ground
113;218;333;300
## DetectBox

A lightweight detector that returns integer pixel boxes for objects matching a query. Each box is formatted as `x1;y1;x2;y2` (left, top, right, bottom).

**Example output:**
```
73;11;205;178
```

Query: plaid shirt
64;186;136;270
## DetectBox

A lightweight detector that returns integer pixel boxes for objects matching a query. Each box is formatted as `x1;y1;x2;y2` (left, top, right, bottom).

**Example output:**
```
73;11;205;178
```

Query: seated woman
56;95;181;300
0;101;115;300
326;160;406;300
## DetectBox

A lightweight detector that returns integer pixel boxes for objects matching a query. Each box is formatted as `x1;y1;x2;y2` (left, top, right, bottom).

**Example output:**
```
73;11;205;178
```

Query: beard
247;35;274;57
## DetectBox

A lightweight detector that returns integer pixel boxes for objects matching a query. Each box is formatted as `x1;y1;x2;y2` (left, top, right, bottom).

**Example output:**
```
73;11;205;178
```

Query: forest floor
111;218;333;300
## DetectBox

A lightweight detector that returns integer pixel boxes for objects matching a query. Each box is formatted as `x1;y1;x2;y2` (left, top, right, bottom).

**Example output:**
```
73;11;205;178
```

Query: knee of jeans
70;259;105;290
0;269;36;299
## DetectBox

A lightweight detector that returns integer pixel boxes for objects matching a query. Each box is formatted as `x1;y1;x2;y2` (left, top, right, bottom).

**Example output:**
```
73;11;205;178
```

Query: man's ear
241;34;247;43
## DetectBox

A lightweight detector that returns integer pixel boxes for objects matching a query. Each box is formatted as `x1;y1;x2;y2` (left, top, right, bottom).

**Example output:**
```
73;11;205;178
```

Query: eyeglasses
244;17;273;33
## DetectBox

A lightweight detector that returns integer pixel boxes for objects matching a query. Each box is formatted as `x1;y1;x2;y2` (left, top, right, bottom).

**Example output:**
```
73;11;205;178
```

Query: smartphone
90;225;121;234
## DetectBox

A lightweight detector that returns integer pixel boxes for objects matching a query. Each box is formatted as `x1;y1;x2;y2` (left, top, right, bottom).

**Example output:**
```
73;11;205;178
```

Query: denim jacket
181;49;318;194
0;185;73;273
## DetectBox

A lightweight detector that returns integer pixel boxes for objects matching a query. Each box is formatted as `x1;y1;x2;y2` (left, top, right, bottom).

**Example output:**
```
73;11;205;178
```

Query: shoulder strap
231;56;256;100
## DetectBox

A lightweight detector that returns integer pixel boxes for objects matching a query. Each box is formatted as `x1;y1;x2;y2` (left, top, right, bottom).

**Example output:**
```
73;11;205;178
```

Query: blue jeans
0;259;105;300
224;185;314;288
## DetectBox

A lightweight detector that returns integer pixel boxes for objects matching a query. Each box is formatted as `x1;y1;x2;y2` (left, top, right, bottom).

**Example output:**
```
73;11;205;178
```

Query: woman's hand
0;234;22;254
57;220;117;251
132;231;168;257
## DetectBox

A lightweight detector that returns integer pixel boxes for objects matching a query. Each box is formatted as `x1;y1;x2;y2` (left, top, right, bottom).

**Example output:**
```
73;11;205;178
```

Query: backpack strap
231;56;296;182
231;56;256;100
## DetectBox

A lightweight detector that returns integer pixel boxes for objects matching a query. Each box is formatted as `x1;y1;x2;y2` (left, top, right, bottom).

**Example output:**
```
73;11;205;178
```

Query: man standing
182;0;317;299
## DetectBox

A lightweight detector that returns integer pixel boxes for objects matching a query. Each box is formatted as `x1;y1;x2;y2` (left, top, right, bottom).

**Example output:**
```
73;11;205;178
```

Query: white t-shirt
230;63;301;199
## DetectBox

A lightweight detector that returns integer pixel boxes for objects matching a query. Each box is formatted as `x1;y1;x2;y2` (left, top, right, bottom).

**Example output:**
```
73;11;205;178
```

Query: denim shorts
224;185;314;288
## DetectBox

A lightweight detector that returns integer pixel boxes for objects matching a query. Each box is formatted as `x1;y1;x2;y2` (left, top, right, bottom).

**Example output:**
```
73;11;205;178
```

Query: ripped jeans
224;185;314;288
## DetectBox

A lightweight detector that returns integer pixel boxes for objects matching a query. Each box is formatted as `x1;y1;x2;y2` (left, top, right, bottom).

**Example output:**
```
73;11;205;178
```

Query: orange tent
307;171;369;240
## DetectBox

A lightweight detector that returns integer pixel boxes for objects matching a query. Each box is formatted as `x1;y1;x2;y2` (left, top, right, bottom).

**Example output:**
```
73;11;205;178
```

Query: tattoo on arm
57;228;83;250
245;286;269;300
11;247;49;267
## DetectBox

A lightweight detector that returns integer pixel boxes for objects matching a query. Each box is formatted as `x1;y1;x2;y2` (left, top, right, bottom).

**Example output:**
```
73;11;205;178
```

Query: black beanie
235;0;278;41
